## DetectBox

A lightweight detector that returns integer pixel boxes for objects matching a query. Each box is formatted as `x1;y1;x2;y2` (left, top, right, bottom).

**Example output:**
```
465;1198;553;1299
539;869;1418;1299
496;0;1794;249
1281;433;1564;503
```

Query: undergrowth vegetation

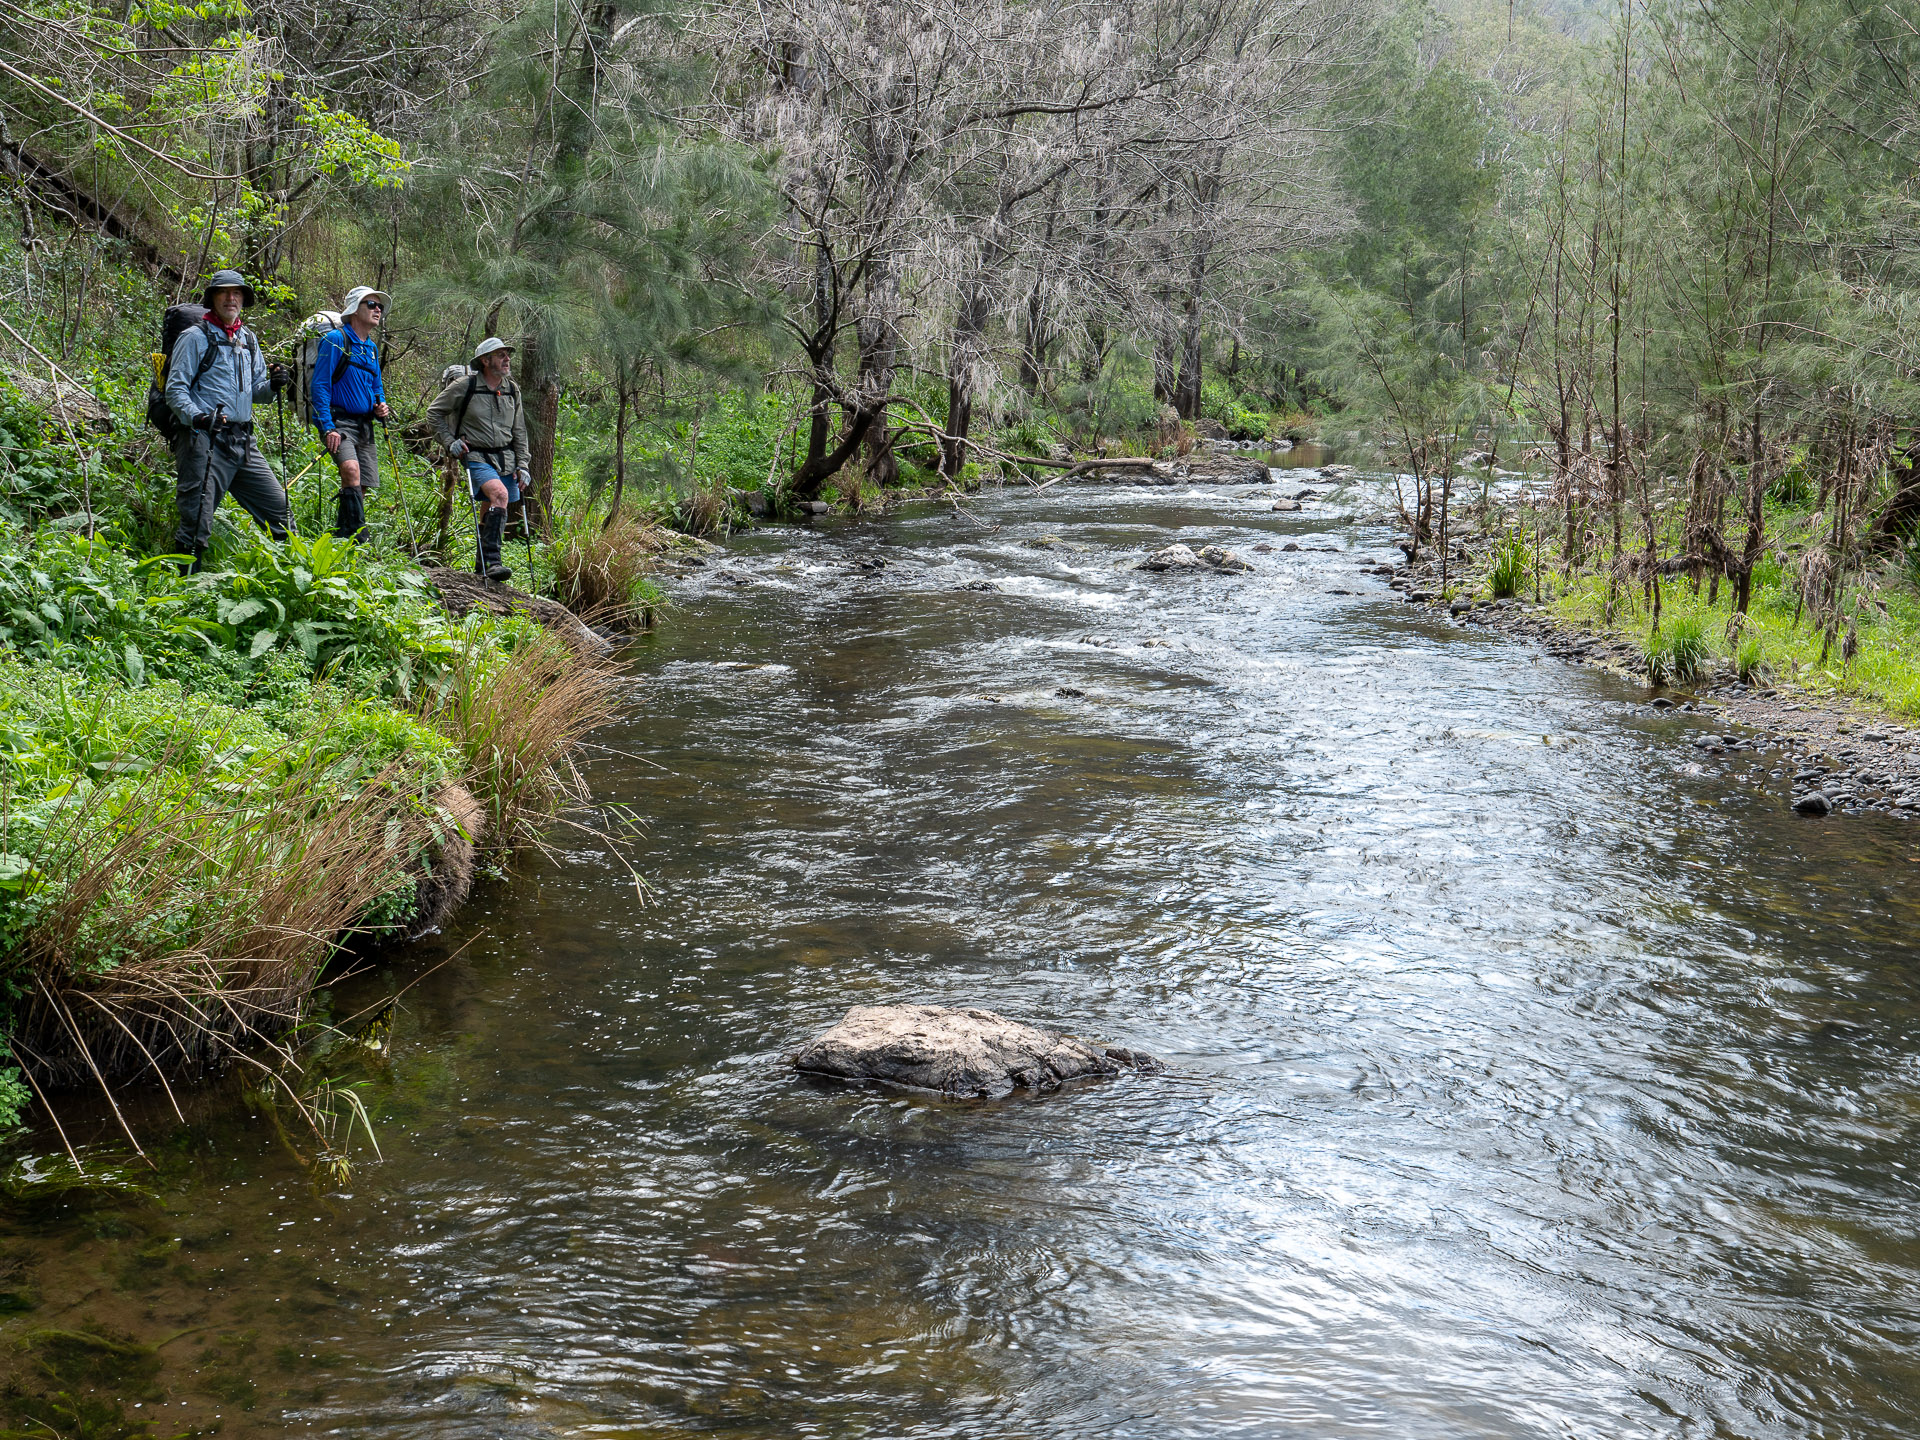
0;380;621;1143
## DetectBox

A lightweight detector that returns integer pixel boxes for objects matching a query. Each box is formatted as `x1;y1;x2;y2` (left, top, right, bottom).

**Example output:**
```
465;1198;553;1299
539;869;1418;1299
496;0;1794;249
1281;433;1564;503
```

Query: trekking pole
274;389;292;534
520;496;536;592
381;418;421;556
193;406;226;570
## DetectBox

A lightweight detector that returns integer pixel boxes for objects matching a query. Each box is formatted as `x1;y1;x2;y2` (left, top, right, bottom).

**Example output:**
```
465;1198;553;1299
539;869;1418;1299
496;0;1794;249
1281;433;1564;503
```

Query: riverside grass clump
1488;530;1530;599
0;521;619;1139
1642;614;1712;686
552;510;668;627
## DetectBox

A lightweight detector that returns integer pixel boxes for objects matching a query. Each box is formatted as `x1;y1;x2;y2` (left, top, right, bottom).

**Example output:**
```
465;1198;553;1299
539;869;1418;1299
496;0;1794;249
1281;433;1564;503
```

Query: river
6;461;1920;1438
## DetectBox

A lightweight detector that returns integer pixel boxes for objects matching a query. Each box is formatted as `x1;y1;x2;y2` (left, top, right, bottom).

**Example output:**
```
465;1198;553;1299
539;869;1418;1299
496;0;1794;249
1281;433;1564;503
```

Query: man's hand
449;439;470;458
373;401;391;421
192;412;213;432
325;429;343;454
516;469;531;489
268;363;290;394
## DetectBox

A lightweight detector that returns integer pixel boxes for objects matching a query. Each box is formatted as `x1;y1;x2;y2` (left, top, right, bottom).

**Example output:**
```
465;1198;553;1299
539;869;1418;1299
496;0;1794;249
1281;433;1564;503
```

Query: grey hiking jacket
167;320;272;428
428;375;530;477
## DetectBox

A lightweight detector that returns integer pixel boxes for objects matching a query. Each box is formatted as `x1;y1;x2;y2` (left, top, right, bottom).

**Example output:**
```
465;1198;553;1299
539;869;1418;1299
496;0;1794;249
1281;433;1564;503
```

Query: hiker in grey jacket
427;337;530;581
166;269;290;562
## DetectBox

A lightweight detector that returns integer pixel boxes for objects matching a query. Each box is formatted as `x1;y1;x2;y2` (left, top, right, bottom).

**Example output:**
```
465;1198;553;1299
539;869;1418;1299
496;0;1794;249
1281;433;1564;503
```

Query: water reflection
6;469;1920;1438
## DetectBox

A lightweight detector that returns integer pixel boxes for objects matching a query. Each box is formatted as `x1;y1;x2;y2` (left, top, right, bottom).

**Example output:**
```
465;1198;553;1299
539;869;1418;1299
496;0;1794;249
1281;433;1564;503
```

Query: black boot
333;485;365;541
476;507;512;582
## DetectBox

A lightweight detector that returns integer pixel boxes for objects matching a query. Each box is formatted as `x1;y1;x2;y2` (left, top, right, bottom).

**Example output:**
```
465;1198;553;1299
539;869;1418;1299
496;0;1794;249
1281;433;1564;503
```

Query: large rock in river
790;1004;1161;1098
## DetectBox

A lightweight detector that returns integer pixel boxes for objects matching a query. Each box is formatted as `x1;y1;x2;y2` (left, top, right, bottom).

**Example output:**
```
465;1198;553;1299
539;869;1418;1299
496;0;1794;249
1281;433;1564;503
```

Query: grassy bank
1419;477;1920;720
0;366;621;1144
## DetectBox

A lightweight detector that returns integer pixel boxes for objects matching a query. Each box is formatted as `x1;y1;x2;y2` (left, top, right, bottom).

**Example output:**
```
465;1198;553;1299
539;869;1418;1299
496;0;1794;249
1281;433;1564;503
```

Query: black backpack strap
452;373;482;439
186;320;224;387
329;328;354;386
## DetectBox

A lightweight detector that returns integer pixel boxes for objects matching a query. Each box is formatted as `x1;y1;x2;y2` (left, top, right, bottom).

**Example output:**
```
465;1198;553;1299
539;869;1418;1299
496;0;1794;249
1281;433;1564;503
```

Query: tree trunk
1875;435;1920;540
857;257;901;489
1173;306;1203;421
789;406;881;500
942;275;991;480
1152;327;1177;407
605;381;629;528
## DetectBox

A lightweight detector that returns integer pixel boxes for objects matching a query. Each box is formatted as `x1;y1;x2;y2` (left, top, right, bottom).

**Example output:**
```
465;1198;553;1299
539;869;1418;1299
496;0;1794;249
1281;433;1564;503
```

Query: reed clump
417;627;622;852
552;510;667;626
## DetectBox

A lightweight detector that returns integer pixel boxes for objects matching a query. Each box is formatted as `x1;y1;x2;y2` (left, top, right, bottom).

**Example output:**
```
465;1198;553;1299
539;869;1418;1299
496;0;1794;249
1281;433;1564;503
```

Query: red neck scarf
216;314;243;339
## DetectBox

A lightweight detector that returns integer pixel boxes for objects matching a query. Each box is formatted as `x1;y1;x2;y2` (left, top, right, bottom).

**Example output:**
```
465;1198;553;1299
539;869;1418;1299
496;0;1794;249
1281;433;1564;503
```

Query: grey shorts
329;415;380;491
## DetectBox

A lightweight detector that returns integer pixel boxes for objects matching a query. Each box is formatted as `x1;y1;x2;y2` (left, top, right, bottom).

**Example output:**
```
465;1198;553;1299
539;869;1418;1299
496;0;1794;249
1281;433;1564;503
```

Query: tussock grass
1488;530;1529;598
418;629;621;851
553;510;666;626
3;743;450;1147
1643;614;1712;685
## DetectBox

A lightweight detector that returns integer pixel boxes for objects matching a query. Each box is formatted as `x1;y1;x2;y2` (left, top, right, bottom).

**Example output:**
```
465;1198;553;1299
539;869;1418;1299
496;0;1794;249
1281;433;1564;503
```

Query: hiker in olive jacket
427;336;530;582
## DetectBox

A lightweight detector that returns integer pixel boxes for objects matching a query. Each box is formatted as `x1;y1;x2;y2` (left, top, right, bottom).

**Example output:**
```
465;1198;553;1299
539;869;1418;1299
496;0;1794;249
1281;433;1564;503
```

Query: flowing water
7;461;1920;1438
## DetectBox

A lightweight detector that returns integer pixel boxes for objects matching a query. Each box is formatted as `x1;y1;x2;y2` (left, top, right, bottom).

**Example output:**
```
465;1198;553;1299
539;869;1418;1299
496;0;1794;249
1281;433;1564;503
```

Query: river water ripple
7;471;1920;1437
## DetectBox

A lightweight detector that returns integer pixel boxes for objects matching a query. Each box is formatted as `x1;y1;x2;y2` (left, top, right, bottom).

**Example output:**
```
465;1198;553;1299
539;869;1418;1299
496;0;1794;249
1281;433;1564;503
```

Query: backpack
143;303;217;441
291;311;367;427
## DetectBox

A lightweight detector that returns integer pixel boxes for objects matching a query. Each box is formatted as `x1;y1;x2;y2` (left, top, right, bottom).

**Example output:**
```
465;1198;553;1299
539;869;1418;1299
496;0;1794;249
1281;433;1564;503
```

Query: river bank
1389;515;1920;820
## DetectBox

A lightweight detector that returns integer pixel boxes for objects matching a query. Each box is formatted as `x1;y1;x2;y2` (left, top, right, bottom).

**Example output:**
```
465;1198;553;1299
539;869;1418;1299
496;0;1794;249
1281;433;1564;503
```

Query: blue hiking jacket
166;320;271;428
310;325;386;433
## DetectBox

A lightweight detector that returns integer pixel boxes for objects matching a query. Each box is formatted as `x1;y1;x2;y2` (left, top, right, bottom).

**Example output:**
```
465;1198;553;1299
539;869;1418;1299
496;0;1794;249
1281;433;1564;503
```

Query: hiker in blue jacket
165;269;291;565
311;284;391;540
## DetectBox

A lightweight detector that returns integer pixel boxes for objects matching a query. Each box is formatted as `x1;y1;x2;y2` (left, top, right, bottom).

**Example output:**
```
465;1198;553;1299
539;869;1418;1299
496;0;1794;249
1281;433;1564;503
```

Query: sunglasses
364;301;385;311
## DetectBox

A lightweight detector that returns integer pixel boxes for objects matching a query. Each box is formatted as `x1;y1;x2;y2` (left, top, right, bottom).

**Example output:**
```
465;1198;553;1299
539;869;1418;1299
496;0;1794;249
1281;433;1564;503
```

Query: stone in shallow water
1197;545;1252;573
1139;543;1204;572
790;1004;1161;1099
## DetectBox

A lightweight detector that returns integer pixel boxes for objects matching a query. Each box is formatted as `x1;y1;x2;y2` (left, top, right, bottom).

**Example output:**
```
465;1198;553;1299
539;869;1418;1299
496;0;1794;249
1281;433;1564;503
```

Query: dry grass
675;482;731;538
553;510;667;625
5;752;456;1149
417;629;622;851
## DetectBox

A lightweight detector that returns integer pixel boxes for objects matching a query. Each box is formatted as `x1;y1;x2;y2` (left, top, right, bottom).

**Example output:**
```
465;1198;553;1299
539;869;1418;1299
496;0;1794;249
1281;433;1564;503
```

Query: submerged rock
1794;792;1834;815
1271;498;1303;512
790;1004;1161;1098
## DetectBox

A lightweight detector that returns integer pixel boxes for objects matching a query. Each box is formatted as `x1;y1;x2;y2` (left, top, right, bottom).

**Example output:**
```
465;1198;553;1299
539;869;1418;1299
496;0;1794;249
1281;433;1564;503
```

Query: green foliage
1488;529;1529;598
0;389;89;526
1736;632;1767;683
0;528;480;702
1200;380;1271;440
1644;614;1712;686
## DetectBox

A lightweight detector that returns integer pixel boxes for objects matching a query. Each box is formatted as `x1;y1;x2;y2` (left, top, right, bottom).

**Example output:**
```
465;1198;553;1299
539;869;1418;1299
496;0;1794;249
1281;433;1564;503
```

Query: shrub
1645;614;1712;685
1488;529;1529;598
1736;632;1768;683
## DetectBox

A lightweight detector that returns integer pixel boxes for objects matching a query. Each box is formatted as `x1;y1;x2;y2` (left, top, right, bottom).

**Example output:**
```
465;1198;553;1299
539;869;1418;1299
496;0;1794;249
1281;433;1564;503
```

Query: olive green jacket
427;374;530;476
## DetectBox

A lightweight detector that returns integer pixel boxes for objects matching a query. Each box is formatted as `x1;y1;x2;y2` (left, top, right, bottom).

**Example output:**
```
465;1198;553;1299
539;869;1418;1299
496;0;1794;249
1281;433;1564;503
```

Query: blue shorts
464;458;520;503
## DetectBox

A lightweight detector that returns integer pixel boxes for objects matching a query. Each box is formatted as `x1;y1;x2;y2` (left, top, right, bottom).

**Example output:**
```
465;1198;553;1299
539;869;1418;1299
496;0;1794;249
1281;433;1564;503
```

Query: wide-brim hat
343;285;391;316
472;336;515;364
200;269;256;308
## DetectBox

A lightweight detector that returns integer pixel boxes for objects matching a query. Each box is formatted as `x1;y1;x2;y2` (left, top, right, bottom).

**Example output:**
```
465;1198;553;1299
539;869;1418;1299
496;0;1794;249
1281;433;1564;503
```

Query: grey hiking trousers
171;425;290;555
